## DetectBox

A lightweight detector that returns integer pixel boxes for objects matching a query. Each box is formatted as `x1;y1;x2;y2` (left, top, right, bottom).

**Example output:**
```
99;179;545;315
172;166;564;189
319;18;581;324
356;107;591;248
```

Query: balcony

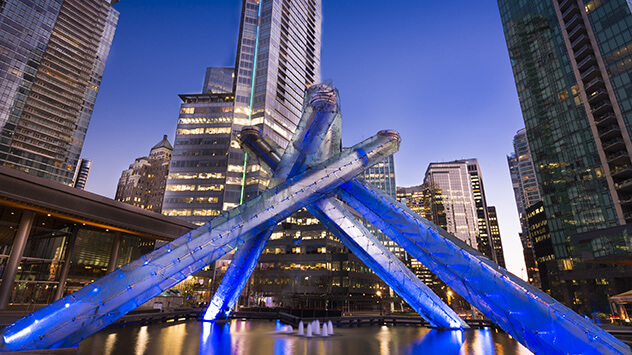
558;0;572;12
591;100;612;116
603;137;626;152
619;195;632;206
598;124;620;139
596;112;617;127
581;65;600;82
573;44;593;60
588;88;608;103
615;177;632;192
571;34;590;50
562;4;579;21
612;164;632;178
577;54;597;71
607;150;630;164
567;23;586;41
565;14;583;29
584;77;605;92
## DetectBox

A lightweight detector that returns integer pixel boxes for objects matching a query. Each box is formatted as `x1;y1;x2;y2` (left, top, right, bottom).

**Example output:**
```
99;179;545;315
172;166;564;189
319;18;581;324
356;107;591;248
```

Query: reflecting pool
78;320;533;355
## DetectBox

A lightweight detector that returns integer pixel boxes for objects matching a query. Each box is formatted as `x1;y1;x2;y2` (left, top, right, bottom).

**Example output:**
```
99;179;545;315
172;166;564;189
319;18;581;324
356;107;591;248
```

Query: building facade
115;135;173;213
396;185;439;293
359;155;405;258
498;0;632;312
422;159;499;262
508;128;542;286
487;206;506;268
0;0;118;186
72;158;92;190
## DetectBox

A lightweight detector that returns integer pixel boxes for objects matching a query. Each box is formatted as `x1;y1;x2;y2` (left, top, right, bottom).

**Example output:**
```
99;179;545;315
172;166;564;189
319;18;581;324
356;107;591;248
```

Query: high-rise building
233;0;321;204
0;0;119;186
360;155;405;258
396;185;437;290
526;201;554;293
486;206;506;268
508;128;541;287
72;158;92;190
116;135;173;213
396;185;425;216
422;159;499;264
203;67;234;94
498;0;632;312
163;0;322;221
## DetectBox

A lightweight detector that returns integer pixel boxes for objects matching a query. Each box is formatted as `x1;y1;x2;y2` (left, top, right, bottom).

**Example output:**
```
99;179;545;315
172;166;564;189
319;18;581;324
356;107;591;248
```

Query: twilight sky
82;1;528;277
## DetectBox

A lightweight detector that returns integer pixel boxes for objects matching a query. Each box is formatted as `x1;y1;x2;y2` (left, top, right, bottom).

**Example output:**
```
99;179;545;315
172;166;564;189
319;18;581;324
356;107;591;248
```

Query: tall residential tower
0;0;118;185
498;0;632;312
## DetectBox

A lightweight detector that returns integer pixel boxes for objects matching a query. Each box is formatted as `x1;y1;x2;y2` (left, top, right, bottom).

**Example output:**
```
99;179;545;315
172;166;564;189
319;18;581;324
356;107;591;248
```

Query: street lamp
376;291;382;315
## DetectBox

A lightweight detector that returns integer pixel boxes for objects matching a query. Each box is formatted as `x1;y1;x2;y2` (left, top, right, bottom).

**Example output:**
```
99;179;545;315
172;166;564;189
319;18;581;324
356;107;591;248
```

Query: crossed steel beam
204;84;465;329
0;84;629;355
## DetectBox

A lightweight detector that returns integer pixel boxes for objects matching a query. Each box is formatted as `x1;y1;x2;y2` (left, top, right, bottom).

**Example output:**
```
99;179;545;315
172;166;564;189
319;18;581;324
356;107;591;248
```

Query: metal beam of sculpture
336;179;632;355
205;84;467;329
205;84;342;322
0;131;400;352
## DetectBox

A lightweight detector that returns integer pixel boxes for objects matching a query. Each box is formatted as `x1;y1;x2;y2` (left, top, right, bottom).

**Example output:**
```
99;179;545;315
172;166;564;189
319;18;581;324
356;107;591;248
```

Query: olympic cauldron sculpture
0;84;629;355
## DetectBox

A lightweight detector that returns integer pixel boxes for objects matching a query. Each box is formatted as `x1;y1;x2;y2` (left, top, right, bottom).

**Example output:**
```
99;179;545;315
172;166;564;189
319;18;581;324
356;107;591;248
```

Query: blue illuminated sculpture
0;83;629;355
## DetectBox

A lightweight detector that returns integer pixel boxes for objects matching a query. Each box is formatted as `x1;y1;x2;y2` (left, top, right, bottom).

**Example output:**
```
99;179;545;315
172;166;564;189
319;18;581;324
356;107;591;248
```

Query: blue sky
83;1;528;276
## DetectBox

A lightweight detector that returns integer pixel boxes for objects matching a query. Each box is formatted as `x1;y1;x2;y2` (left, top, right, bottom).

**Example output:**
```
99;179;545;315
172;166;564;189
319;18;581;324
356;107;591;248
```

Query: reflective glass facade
508;128;541;286
0;0;118;186
359;155;405;258
498;0;632;312
422;160;483;251
203;67;234;94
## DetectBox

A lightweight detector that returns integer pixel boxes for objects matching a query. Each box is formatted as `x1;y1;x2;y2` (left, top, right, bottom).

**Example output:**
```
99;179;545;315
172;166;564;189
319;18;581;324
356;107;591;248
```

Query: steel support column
0;210;35;310
53;226;79;301
107;232;122;274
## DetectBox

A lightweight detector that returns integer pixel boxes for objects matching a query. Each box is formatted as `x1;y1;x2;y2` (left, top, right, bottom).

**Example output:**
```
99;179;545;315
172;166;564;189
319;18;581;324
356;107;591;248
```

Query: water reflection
134;326;148;355
469;328;494;354
411;329;464;355
378;325;391;355
79;320;532;355
103;333;116;355
199;322;231;355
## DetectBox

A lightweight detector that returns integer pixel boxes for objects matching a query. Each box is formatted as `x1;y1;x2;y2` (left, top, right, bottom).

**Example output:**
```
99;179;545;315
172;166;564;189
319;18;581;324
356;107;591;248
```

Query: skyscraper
397;185;438;291
360;155;405;258
422;159;499;264
116;135;173;213
486;206;506;268
498;0;632;312
163;0;322;221
508;128;541;286
0;0;119;185
72;158;92;190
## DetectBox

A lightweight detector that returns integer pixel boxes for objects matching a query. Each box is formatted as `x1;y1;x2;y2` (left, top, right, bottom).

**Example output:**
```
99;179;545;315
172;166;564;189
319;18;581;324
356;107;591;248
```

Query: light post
377;290;382;316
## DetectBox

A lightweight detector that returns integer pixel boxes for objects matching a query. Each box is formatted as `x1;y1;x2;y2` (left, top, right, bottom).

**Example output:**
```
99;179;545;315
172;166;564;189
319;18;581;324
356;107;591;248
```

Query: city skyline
81;1;527;276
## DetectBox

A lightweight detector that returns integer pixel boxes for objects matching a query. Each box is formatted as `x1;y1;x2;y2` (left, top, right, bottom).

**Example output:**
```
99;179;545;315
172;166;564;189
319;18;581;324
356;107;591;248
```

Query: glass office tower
498;0;632;312
0;0;119;186
508;128;542;287
422;159;498;264
360;155;405;258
